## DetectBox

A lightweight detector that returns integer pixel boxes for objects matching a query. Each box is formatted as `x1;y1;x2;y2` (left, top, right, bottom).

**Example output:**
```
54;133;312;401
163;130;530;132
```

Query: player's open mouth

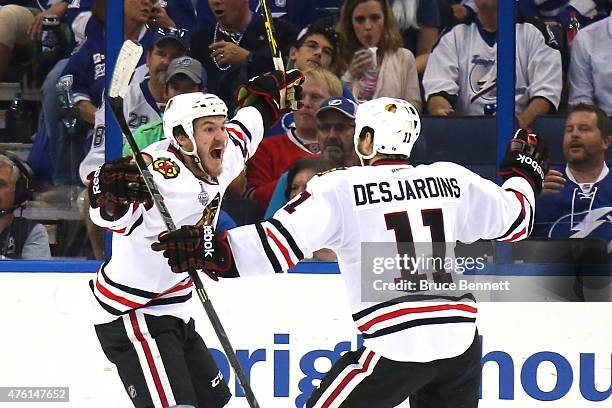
210;148;223;160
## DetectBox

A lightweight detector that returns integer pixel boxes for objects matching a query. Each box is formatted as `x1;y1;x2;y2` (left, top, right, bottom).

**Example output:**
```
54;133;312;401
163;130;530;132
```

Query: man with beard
316;96;361;167
122;27;190;134
87;70;304;407
533;103;611;246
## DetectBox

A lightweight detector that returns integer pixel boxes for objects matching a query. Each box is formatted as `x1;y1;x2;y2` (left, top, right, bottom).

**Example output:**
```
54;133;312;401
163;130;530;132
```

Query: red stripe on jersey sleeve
502;227;527;242
266;227;295;268
227;127;245;141
501;191;528;242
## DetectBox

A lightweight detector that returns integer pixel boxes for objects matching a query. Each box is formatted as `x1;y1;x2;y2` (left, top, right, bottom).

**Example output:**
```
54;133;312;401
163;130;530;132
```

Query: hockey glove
87;156;153;218
151;225;239;279
236;69;304;129
498;128;549;194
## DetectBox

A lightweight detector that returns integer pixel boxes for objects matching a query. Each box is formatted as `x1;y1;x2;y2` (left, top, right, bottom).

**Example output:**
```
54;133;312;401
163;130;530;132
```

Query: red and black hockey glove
87;156;153;218
151;225;239;279
236;69;304;129
498;128;549;195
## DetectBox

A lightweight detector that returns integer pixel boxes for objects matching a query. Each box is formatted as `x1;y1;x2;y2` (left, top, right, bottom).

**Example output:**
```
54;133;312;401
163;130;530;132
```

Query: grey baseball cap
165;56;207;86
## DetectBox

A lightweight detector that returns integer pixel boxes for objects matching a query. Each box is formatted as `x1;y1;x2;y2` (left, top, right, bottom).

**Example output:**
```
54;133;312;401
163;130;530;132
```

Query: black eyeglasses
317;123;354;133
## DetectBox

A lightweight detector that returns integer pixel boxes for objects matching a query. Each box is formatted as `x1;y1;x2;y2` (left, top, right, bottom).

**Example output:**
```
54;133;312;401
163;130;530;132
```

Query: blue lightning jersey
533;166;612;245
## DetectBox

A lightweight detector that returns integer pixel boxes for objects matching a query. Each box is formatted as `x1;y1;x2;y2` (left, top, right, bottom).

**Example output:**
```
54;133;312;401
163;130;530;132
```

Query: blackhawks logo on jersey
152;157;180;179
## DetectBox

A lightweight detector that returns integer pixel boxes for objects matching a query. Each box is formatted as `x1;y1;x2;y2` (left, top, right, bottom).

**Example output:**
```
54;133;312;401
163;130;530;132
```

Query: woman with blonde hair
336;0;422;109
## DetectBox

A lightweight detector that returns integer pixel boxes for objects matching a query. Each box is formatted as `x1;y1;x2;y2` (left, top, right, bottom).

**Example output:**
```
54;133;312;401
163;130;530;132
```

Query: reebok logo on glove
92;167;102;194
202;225;214;258
517;153;545;180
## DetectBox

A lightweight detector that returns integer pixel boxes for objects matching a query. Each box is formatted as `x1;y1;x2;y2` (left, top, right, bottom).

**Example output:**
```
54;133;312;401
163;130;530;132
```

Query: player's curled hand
87;156;152;216
236;69;304;128
498;128;549;194
151;226;239;279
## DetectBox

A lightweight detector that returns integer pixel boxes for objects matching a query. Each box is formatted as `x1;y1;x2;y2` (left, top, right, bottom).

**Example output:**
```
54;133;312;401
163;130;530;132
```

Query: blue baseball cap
151;27;190;51
316;96;357;119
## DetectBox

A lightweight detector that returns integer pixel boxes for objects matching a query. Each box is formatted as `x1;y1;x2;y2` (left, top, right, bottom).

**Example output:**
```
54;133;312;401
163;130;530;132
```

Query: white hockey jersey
89;107;264;324
423;18;562;115
227;161;536;362
123;78;163;134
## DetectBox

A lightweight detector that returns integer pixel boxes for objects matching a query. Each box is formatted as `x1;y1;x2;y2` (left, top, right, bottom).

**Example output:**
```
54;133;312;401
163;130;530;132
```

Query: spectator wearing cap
123;56;207;156
122;28;190;135
245;68;342;217
262;96;358;218
316;96;360;167
190;0;297;112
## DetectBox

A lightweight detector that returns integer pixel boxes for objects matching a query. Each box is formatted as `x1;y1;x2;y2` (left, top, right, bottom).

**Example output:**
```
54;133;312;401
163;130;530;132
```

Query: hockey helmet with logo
163;92;228;171
353;97;421;162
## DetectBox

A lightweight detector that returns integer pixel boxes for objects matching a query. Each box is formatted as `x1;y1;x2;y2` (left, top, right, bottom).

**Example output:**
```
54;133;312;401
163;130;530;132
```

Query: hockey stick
107;40;261;408
258;0;295;110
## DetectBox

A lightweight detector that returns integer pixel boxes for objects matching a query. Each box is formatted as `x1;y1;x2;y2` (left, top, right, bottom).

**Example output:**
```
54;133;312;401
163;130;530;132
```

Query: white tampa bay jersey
423;18;562;115
89;106;264;324
123;78;163;134
227;161;536;362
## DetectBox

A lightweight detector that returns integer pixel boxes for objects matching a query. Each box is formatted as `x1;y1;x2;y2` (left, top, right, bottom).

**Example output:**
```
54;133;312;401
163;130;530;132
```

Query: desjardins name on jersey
354;177;460;206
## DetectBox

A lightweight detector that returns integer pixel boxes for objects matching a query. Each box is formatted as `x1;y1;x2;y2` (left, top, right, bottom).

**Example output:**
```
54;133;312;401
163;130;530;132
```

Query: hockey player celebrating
87;69;303;408
152;97;549;407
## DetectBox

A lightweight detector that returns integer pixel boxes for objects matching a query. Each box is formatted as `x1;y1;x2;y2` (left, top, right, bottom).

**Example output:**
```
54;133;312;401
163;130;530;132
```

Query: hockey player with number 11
87;69;304;408
153;97;549;407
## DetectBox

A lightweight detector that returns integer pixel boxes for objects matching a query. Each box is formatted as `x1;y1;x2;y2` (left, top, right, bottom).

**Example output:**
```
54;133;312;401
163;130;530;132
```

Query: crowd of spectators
0;0;609;260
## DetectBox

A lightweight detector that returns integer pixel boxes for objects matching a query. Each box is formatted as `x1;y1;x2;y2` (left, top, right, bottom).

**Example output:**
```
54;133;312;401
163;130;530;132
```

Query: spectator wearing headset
0;153;50;259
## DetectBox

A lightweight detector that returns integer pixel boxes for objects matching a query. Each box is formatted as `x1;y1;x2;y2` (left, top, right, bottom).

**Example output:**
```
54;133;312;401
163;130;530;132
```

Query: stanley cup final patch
152;157;180;179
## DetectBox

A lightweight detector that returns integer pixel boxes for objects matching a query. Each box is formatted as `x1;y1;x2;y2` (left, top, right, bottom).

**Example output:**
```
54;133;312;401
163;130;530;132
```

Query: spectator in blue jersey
41;0;154;192
190;0;298;113
533;103;611;246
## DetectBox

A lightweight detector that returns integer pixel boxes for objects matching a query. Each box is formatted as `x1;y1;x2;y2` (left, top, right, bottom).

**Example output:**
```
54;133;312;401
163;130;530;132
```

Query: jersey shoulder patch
152;157;180;179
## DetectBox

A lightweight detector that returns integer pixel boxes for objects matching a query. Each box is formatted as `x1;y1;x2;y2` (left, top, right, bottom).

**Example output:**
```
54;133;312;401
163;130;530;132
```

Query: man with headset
0;153;50;259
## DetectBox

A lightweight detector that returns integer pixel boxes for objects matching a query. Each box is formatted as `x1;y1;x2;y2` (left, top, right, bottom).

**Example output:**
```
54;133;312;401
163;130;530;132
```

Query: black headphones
0;153;34;212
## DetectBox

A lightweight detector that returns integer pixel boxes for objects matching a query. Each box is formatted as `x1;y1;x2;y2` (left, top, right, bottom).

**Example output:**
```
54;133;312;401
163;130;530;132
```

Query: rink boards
0;271;610;407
